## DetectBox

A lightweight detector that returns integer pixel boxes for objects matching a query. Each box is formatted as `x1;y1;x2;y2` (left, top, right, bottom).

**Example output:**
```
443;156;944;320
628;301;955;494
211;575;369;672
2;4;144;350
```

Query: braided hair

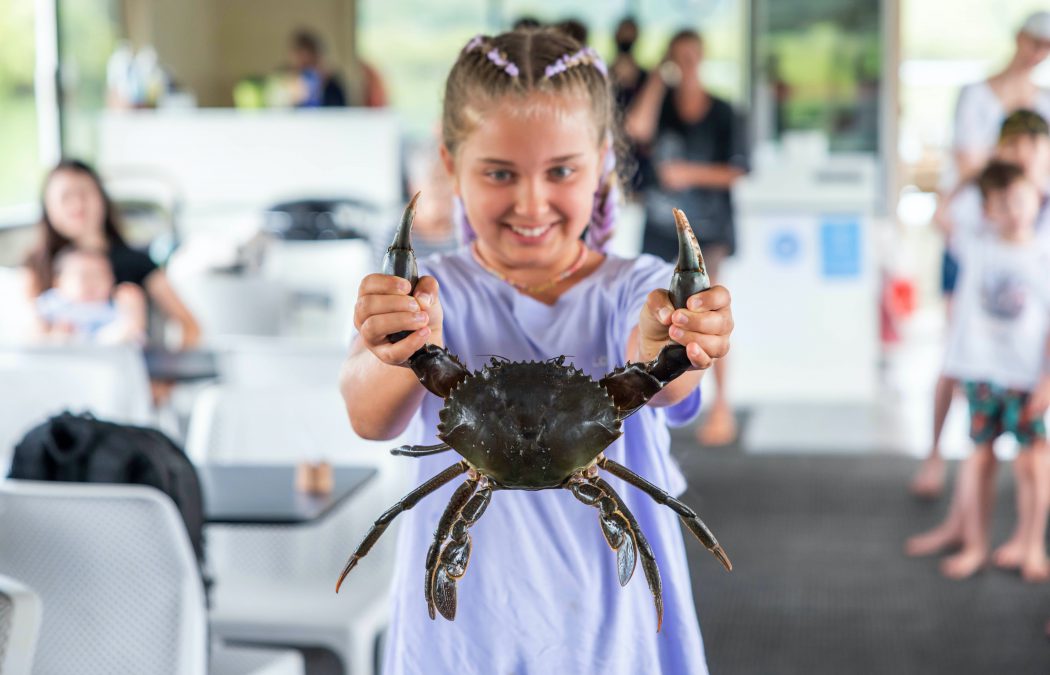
443;28;624;253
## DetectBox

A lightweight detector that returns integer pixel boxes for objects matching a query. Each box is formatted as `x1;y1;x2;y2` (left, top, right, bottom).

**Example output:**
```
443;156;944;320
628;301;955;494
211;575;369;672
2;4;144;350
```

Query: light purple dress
380;248;708;675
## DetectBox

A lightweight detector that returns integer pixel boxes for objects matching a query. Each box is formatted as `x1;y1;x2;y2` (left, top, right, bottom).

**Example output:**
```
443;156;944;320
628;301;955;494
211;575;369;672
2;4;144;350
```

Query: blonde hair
442;28;623;250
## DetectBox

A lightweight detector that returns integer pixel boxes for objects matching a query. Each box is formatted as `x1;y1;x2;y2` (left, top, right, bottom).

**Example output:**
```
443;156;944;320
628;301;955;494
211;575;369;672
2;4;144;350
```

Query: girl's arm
629;284;733;407
144;270;201;350
340;273;443;440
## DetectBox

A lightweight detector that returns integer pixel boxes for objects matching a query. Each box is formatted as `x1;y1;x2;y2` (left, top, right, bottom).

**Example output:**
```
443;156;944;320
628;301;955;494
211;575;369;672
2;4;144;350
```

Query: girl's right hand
354;273;443;366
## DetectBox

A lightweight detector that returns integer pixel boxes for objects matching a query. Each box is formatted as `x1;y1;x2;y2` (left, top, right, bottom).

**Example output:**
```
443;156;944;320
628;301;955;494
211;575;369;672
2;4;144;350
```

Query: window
0;0;41;212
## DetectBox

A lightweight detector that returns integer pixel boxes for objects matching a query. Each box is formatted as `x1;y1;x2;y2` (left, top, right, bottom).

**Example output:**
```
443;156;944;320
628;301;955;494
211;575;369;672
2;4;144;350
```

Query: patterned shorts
964;381;1047;447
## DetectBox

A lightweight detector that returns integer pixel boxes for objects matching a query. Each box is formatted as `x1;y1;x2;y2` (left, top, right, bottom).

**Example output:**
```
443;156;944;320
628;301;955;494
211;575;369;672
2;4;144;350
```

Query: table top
144;347;219;382
200;464;377;525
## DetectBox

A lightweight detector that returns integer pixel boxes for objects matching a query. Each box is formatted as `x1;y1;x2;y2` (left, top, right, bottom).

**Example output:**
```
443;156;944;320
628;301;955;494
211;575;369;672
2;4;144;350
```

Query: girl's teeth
510;224;549;238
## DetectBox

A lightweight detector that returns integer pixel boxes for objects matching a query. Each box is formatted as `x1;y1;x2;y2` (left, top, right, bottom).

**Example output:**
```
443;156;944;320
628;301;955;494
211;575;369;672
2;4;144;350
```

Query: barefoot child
340;29;734;674
912;161;1050;581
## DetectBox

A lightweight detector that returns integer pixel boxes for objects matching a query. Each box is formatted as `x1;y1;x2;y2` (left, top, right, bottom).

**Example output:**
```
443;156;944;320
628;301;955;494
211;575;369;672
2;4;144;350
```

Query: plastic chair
0;345;153;475
211;335;348;388
0;574;43;675
185;383;416;675
0;480;304;675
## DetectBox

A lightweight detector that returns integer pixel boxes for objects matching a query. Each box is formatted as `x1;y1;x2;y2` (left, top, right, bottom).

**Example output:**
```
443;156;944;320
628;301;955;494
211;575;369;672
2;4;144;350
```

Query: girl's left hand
638;285;733;369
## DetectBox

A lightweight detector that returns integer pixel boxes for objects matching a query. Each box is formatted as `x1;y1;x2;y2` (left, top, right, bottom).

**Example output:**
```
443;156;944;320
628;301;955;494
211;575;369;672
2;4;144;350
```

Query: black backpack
8;412;207;575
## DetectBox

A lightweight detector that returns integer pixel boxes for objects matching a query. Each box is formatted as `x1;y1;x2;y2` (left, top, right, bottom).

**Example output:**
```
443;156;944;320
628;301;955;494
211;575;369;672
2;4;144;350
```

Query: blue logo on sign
770;230;801;263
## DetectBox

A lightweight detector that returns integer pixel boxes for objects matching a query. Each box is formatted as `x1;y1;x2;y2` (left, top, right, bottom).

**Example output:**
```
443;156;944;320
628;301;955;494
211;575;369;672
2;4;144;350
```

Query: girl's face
445;93;605;273
43;170;106;243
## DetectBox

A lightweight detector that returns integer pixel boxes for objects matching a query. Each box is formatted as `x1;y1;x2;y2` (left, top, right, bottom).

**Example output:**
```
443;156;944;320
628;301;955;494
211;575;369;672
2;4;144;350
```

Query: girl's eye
486;170;513;183
549;166;575;180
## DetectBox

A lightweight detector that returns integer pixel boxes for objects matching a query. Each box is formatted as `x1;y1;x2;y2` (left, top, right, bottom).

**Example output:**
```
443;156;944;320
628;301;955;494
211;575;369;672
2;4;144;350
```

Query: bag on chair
7;411;207;573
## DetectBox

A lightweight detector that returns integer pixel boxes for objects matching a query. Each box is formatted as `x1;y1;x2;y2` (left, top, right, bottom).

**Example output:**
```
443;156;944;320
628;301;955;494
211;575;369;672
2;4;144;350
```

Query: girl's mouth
506;222;555;240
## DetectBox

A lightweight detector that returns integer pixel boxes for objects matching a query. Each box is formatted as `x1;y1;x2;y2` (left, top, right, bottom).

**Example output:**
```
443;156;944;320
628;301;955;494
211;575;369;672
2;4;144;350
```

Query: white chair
260;239;374;342
0;480;304;675
185;383;416;675
212;335;349;388
0;574;43;675
168;272;288;343
0;345;153;475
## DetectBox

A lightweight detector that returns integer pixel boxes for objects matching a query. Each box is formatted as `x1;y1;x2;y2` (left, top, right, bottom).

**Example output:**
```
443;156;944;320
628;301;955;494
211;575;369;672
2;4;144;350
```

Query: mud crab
337;194;731;630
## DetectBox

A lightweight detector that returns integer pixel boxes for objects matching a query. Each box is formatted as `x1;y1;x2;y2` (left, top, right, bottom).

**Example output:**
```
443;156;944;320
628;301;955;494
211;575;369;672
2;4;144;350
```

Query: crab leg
336;461;469;592
423;476;479;618
592;476;665;632
392;442;453;457
431;483;493;621
568;479;638;587
598;456;732;572
600;208;712;415
382;193;470;399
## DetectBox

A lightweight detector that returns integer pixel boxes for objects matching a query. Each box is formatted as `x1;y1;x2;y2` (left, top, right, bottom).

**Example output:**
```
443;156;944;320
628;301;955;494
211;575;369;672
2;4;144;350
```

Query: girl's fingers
372;326;431;365
359;311;430;345
670;307;733;336
354;294;421;330
360;273;412;297
667;326;730;366
686;285;731;312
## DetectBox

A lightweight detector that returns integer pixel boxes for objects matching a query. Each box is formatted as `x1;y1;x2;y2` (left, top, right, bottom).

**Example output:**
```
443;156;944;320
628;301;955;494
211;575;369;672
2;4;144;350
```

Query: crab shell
438;359;621;488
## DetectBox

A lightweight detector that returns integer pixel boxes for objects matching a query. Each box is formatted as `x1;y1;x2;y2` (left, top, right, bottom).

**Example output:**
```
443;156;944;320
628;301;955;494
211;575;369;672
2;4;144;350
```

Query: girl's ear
439;144;461;196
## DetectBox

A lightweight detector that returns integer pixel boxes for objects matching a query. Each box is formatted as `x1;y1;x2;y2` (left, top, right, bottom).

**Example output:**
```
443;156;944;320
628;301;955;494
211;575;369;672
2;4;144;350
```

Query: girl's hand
354;273;443;366
1026;376;1050;418
637;285;733;369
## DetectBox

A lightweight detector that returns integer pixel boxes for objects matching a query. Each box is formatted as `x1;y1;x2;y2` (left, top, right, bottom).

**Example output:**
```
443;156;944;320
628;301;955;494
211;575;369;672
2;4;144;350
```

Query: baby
35;247;147;345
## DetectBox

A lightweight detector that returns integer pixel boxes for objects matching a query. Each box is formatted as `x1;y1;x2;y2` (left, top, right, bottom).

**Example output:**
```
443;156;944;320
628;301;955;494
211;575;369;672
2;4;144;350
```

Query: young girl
22;159;200;349
341;29;734;674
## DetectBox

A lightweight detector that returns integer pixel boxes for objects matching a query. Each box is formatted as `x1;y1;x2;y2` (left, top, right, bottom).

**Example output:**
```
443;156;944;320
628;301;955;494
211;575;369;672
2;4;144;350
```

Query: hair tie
544;47;607;80
486;48;520;78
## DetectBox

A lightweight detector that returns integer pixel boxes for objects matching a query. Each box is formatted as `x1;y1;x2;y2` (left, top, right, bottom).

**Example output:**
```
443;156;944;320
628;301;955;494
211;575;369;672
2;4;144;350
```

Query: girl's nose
514;178;551;219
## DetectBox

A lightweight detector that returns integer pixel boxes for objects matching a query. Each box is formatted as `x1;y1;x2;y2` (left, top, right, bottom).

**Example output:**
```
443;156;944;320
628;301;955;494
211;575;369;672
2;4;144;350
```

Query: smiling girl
341;29;734;674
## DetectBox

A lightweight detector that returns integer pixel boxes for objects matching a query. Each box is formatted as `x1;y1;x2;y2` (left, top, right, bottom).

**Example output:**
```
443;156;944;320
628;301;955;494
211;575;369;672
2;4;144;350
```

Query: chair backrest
167;272;287;343
212;335;348;388
0;574;43;675
0;345;152;475
0;481;207;675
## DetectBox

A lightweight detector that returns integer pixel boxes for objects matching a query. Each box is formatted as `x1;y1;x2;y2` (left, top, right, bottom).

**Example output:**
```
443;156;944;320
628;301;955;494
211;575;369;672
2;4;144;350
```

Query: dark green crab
337;195;731;631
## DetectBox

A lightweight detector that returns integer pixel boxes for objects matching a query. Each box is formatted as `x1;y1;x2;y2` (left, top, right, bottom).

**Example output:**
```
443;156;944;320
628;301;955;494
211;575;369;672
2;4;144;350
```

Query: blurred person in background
557;18;589;45
21;160;200;351
907;111;1050;566
914;12;1050;498
610;16;653;194
289;28;388;108
625;29;748;446
911;161;1050;582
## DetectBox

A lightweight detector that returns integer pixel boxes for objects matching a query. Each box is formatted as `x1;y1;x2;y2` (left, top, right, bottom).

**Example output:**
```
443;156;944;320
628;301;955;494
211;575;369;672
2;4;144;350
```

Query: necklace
471;241;589;295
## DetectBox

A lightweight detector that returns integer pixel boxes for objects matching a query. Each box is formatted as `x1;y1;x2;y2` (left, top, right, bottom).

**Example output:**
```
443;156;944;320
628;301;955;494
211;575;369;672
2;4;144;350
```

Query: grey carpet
672;434;1050;675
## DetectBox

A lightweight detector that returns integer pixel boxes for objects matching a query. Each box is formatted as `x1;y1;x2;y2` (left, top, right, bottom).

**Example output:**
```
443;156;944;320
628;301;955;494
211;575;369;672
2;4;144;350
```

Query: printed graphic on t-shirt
980;272;1027;320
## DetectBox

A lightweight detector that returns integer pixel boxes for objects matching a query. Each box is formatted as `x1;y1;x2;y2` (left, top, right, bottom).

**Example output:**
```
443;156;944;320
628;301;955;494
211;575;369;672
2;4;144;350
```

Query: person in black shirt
22;160;200;349
626;29;749;446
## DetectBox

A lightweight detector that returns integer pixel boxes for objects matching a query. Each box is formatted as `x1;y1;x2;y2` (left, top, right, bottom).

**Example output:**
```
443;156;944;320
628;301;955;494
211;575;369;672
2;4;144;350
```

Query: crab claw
384;192;421;344
668;208;710;309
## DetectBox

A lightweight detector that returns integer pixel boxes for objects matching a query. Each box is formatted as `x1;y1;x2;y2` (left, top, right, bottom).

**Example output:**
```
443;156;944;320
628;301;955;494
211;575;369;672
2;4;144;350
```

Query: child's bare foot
940;548;988;579
1022;551;1050;583
909;455;945;500
697;403;737;446
905;525;961;557
992;538;1026;569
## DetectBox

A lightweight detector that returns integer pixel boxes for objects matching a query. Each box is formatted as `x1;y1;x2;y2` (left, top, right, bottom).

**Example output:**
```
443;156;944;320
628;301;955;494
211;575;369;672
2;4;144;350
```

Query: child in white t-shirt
925;161;1050;581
